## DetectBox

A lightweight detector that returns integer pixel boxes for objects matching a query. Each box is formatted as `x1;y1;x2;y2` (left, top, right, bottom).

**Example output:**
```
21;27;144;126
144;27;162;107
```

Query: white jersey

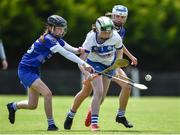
82;30;123;66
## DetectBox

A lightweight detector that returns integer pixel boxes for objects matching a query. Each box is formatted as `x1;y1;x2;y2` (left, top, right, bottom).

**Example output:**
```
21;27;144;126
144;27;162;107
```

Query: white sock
118;109;125;117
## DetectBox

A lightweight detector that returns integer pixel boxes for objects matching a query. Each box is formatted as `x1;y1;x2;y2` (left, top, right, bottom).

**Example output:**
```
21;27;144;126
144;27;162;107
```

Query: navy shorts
86;59;115;77
18;64;40;90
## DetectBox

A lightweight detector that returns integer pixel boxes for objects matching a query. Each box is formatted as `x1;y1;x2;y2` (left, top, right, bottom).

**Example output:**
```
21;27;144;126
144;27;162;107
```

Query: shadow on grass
58;129;168;134
1;129;176;134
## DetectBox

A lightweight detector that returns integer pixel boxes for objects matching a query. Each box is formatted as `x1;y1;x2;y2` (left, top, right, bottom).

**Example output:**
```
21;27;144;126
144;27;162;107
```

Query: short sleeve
82;31;93;53
114;32;123;50
43;34;58;49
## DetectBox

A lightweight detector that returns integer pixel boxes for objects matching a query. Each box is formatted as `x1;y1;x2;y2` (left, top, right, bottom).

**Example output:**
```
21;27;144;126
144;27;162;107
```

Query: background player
0;37;8;70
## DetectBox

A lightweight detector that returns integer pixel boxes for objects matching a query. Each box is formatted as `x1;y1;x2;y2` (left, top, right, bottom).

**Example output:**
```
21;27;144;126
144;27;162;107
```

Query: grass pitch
0;95;179;134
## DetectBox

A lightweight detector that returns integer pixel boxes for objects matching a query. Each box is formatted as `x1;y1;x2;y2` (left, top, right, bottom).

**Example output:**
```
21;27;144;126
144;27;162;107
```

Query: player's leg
90;76;104;131
64;80;92;130
85;71;113;127
72;81;92;112
90;75;112;131
7;87;39;124
17;88;39;109
113;68;133;128
30;78;58;131
101;76;112;104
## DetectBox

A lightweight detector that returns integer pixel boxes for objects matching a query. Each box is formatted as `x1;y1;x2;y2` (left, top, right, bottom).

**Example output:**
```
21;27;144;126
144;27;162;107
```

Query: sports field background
0;95;179;134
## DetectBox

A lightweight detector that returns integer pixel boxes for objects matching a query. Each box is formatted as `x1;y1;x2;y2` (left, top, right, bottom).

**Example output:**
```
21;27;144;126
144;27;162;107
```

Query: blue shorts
18;64;40;90
86;59;115;77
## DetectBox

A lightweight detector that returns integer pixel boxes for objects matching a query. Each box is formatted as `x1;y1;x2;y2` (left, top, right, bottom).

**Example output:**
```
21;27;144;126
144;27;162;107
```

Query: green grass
0;95;180;134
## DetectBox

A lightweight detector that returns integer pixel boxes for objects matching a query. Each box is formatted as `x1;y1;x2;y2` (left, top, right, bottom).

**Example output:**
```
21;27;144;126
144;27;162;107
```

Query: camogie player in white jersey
83;5;136;129
64;16;123;131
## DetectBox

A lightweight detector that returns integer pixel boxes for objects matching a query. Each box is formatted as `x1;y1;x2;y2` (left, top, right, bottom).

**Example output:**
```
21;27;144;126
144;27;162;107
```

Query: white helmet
112;5;128;26
95;16;114;33
112;5;128;17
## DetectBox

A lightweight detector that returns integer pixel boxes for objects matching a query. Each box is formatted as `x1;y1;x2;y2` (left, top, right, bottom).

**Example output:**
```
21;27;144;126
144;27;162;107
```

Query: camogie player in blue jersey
64;16;124;131
6;15;93;131
110;5;137;128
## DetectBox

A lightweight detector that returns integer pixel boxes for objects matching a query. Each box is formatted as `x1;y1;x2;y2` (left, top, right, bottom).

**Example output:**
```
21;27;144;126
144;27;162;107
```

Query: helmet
47;15;67;37
112;5;128;17
47;15;67;27
112;5;128;27
95;16;114;32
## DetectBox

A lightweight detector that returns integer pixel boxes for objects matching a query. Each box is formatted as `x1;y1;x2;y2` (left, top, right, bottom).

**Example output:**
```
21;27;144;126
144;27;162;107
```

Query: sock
91;114;98;125
118;109;125;117
12;102;17;111
67;109;76;119
47;118;55;126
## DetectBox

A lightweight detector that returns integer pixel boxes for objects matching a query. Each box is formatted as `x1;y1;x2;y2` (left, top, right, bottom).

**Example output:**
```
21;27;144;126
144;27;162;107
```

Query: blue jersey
117;26;126;40
20;33;65;67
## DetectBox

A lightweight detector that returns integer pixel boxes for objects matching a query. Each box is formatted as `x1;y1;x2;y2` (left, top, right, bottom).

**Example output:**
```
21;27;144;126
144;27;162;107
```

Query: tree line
0;0;179;71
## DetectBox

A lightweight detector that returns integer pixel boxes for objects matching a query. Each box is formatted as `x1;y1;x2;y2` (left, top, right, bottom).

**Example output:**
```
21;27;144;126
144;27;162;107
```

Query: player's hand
83;73;97;85
130;56;138;66
82;62;94;73
77;47;85;54
2;60;8;70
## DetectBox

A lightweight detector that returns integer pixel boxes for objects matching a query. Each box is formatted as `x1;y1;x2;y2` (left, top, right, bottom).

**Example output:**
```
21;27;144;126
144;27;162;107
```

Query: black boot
64;116;73;130
7;102;16;124
116;115;133;128
47;124;59;131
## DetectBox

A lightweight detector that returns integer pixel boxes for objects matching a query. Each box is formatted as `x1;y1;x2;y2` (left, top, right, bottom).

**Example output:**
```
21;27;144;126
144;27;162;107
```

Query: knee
80;90;91;98
122;84;132;92
44;91;52;99
80;86;92;98
28;103;38;110
94;90;103;99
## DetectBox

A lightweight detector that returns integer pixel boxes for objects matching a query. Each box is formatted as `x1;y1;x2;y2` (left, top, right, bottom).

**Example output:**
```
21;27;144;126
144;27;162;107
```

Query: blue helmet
47;15;67;27
47;15;67;37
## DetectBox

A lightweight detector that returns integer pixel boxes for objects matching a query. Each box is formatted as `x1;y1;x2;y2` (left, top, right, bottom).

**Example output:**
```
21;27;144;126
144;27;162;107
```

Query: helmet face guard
95;16;114;40
112;5;128;26
47;15;67;37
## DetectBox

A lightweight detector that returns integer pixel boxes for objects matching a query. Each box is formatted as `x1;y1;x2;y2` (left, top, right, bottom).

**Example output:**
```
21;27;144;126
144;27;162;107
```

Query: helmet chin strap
51;26;55;33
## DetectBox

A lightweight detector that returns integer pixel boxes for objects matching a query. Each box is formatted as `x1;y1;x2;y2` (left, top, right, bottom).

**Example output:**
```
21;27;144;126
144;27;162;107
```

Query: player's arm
123;44;137;66
0;40;6;60
78;51;94;80
63;42;85;54
50;44;93;72
0;40;8;70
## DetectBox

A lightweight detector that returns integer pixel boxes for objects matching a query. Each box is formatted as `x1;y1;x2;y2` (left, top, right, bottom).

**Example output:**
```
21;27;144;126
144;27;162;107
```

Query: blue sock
67;109;76;119
47;119;55;126
91;114;98;125
118;109;125;117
